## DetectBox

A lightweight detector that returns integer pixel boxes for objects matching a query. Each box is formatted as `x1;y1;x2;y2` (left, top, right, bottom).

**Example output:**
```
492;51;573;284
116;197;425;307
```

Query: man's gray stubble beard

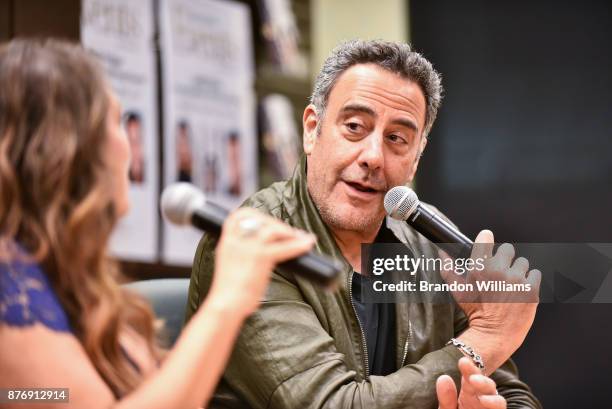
311;190;383;233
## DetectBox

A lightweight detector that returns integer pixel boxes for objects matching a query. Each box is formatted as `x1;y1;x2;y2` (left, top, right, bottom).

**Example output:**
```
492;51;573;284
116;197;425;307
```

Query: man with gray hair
186;39;541;409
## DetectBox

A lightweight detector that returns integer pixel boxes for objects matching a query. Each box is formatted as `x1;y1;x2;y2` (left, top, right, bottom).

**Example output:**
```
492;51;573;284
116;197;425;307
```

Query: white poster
160;0;256;265
81;0;159;261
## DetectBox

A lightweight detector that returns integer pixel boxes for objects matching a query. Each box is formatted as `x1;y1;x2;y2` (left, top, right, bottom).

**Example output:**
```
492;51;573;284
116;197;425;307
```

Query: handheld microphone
384;186;473;258
161;183;341;286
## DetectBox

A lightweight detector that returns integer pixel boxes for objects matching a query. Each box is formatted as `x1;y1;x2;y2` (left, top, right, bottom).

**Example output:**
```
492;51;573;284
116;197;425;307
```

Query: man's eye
345;122;361;132
387;134;406;143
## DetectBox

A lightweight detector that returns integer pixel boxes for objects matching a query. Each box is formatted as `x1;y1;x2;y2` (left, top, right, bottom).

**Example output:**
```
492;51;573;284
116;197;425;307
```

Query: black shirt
351;273;397;376
350;223;400;376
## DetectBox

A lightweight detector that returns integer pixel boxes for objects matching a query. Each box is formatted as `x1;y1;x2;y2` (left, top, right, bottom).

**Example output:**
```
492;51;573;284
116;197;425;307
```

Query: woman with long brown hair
0;39;315;408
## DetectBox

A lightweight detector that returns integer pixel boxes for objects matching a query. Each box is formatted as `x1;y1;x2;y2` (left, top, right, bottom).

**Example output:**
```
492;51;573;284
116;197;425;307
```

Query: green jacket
185;156;541;409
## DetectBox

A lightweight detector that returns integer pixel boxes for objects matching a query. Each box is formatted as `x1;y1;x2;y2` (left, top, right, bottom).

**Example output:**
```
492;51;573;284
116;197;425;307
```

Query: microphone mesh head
384;186;419;221
160;183;206;226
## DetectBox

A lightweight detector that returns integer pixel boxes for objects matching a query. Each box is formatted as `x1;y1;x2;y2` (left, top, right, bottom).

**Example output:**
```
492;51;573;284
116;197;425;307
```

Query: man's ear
408;136;428;182
302;104;319;155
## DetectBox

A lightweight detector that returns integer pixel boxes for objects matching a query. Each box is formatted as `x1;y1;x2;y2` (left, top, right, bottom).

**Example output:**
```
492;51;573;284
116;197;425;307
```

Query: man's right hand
441;230;542;373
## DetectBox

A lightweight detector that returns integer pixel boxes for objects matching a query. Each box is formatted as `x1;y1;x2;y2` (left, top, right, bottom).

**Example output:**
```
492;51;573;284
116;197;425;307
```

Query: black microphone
384;186;473;259
161;183;341;286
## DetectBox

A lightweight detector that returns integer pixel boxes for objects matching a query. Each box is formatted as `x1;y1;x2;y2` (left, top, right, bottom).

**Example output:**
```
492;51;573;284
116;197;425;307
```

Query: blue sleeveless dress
0;254;71;332
0;248;144;399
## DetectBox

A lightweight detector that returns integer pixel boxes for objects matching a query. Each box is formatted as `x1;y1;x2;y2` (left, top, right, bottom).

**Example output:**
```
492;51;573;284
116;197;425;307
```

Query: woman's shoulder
0;245;71;333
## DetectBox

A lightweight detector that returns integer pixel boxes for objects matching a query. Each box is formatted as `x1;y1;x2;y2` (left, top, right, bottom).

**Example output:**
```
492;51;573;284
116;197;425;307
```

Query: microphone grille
384;186;419;220
161;183;206;226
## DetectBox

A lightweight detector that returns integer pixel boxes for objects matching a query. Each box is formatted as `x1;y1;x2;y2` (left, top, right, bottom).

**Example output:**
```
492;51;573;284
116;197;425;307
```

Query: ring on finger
238;217;262;237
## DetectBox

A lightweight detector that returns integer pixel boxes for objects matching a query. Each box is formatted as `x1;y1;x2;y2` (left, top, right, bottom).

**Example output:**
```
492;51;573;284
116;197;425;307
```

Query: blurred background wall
411;1;612;407
1;0;611;406
0;0;80;40
311;0;407;70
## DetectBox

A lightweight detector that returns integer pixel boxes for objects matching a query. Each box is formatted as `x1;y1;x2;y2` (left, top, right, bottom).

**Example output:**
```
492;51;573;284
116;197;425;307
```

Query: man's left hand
436;357;506;409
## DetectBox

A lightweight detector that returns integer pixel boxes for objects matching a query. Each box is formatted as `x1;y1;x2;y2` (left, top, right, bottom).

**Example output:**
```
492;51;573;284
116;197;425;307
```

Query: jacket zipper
348;270;370;379
400;320;413;367
400;261;417;367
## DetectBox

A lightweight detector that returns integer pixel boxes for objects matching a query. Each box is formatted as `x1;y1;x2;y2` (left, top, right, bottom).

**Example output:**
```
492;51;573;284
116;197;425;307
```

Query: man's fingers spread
527;268;542;286
479;394;507;409
493;243;515;269
526;269;542;301
469;374;497;395
511;257;529;274
436;375;457;409
472;230;494;259
475;229;494;244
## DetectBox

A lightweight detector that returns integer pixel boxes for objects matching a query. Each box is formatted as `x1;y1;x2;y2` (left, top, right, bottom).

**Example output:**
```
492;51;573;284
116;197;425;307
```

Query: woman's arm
117;294;247;409
0;208;315;409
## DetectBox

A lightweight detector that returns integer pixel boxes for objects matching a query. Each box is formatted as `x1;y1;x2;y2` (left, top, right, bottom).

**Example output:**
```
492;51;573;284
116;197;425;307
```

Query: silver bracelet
446;338;485;372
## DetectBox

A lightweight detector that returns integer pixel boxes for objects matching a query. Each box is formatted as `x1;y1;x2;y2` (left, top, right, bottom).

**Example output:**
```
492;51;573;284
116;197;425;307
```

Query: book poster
160;0;256;265
82;0;160;261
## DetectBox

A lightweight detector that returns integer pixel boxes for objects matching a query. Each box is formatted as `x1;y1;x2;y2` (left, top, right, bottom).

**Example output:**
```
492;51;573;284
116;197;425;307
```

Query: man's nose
357;132;384;171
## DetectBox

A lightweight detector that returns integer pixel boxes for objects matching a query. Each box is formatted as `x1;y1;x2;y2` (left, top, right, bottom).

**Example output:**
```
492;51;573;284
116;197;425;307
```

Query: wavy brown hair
0;39;160;396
